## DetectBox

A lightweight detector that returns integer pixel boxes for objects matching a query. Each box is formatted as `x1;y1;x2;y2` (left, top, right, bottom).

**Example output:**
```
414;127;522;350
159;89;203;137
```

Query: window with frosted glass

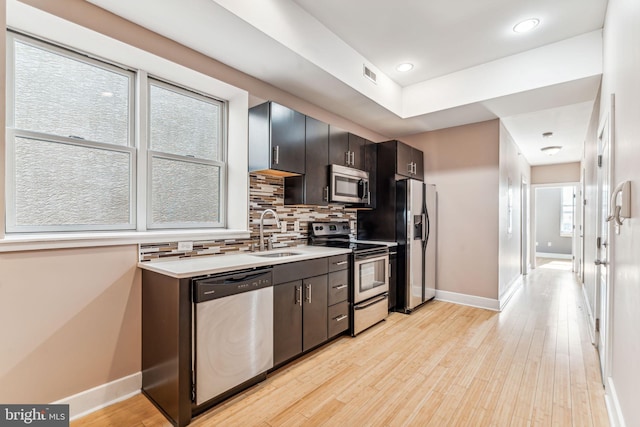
6;33;135;232
148;79;225;228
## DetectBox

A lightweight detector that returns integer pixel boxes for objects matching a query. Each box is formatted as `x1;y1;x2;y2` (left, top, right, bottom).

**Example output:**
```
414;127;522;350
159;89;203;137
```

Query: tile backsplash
139;173;357;262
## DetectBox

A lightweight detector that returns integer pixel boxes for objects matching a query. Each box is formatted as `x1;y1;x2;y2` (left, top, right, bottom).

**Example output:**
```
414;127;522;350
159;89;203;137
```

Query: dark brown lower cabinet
273;274;328;366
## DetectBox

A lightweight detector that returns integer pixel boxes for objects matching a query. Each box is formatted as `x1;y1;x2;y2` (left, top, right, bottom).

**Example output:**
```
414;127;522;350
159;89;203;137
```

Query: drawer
328;270;349;305
328;254;350;272
273;257;328;284
328;301;349;338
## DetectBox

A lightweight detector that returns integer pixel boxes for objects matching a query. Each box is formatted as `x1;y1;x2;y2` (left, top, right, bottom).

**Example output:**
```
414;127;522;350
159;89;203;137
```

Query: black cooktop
308;222;388;253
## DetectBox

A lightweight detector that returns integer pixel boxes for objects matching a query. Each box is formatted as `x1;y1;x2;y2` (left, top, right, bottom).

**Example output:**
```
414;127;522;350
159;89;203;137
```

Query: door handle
296;285;302;306
594;259;608;266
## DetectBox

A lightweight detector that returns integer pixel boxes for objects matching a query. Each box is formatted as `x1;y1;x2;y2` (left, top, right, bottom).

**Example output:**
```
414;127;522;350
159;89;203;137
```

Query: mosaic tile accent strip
139;173;357;262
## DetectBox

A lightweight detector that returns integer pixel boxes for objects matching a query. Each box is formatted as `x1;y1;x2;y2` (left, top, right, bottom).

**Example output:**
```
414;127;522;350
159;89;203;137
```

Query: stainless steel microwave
330;164;370;204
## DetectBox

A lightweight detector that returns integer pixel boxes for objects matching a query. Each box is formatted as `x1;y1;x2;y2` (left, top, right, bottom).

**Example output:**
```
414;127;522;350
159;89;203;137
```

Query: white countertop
138;245;352;278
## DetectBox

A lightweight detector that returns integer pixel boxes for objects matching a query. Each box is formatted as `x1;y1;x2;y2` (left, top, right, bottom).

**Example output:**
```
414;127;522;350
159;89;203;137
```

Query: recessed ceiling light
541;146;562;156
101;91;114;97
396;63;414;72
513;18;540;33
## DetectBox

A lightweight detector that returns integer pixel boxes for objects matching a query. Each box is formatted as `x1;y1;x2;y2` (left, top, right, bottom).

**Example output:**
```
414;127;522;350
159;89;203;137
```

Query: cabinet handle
296;285;302;306
305;283;312;303
407;162;413;174
389;263;392;278
334;314;348;322
413;162;417;174
273;146;280;165
324;186;329;202
350;151;355;166
334;284;348;290
345;151;351;166
334;261;348;266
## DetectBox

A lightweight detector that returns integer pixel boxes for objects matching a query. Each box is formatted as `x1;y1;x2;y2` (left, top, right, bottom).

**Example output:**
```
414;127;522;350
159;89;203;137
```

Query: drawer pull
334;261;348;266
333;284;348;290
334;314;348;322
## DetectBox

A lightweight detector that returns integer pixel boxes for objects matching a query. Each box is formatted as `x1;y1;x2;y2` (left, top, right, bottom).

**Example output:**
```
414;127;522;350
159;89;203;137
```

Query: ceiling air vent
363;65;377;84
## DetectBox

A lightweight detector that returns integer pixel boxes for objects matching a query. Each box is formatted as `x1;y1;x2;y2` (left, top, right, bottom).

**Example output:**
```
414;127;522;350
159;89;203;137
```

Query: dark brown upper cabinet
329;126;366;170
391;140;424;180
284;116;330;205
249;101;305;175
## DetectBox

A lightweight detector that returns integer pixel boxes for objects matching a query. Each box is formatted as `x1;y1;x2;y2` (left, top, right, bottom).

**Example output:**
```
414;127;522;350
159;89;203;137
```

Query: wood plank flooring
73;260;609;426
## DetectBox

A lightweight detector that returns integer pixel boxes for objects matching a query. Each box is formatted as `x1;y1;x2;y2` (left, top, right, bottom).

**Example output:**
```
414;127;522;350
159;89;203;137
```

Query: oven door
353;252;389;303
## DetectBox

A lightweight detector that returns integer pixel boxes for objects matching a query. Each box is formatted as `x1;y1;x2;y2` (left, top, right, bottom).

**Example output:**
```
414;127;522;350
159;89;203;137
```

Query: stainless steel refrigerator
357;178;437;312
396;179;437;312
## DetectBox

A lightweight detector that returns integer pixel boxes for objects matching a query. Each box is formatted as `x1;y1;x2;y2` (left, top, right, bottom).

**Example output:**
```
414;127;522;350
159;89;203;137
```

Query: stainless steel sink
253;252;301;258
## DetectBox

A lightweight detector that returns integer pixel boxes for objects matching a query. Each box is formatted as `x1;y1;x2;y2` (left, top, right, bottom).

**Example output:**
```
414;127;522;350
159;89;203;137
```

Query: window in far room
560;186;575;237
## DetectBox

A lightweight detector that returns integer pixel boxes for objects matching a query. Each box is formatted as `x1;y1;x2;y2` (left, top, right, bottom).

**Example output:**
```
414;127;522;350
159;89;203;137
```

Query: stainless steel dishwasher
192;267;273;407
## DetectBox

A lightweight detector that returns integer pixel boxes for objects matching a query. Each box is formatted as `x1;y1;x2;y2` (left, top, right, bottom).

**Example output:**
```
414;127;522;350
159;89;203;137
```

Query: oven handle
354;293;388;310
354;253;389;263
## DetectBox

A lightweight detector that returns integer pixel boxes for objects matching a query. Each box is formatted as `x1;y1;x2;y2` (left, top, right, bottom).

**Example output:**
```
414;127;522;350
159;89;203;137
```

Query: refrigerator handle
422;214;427;241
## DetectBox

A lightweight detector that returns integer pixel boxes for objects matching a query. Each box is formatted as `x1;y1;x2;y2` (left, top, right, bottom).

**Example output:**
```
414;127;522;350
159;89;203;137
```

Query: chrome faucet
259;209;281;251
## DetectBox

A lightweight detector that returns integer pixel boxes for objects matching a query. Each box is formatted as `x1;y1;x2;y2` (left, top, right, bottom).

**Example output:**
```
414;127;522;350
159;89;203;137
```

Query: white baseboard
52;372;141;421
536;252;573;259
499;275;523;311
435;290;500;311
605;376;626;427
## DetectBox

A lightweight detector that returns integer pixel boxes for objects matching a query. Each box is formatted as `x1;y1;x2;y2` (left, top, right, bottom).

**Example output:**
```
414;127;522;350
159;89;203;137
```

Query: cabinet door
412;147;424;180
396;141;413;178
273;280;303;366
329;126;350;167
302;275;328;352
270;102;305;174
304;117;329;205
348;134;367;170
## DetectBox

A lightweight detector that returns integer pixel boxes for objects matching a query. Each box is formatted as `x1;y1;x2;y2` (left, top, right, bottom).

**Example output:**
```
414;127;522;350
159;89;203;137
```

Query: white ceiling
86;0;607;166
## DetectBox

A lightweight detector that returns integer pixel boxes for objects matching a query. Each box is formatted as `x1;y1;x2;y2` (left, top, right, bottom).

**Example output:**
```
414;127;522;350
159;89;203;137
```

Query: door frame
595;94;615;383
520;176;530;275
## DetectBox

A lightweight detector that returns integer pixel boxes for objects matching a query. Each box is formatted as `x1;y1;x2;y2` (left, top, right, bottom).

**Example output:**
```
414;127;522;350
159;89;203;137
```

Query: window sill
0;229;252;253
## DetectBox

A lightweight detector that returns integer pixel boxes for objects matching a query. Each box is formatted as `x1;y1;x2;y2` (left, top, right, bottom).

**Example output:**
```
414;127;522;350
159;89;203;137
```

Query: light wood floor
73;260;609;426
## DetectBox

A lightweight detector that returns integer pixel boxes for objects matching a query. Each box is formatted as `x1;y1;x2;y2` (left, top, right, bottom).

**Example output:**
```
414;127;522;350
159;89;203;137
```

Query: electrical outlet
178;241;193;251
281;221;287;233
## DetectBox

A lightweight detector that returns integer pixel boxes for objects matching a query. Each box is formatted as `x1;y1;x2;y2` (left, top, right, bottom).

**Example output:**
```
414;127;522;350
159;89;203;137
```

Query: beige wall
498;124;531;298
531;162;581;184
598;0;640;424
403;120;500;300
0;245;141;403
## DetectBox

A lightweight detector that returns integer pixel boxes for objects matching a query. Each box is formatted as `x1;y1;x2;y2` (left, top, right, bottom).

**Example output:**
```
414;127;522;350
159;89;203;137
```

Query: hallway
73;260;609;426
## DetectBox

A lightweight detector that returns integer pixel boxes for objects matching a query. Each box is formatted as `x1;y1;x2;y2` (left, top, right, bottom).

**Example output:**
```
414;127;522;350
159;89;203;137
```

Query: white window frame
560;186;574;237
146;78;227;230
2;2;250;252
5;32;137;233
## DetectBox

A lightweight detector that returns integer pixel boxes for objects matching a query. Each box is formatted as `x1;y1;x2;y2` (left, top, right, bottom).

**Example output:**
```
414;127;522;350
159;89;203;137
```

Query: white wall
597;0;640;424
498;124;531;300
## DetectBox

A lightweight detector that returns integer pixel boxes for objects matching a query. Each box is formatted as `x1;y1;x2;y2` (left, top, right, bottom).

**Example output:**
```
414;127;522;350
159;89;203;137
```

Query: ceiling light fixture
396;63;414;72
541;146;562;156
513;18;540;33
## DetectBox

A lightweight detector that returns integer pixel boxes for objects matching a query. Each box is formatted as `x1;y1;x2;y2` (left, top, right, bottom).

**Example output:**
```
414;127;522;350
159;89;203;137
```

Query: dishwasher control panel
193;267;273;303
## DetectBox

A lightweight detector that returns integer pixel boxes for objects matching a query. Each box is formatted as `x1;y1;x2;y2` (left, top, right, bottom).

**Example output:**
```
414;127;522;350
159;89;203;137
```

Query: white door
521;178;529;275
595;98;614;382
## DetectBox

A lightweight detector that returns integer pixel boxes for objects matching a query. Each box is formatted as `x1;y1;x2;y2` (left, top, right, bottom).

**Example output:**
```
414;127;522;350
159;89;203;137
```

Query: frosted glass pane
14;40;130;145
12;137;131;227
149;83;221;160
151;157;220;224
